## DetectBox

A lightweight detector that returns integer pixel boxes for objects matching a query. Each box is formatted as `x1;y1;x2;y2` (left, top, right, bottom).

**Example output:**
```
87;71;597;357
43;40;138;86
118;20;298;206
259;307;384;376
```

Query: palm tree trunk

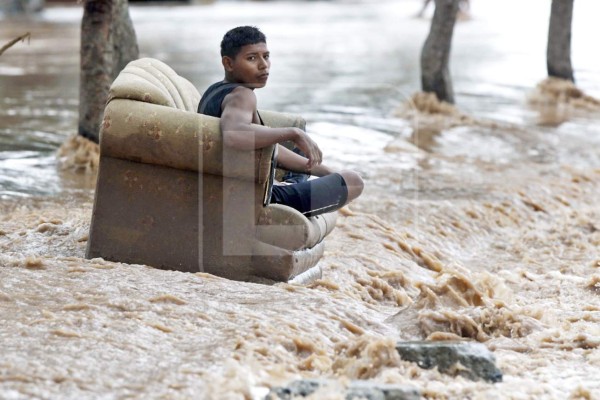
420;0;460;103
79;0;138;143
547;0;575;82
112;0;139;74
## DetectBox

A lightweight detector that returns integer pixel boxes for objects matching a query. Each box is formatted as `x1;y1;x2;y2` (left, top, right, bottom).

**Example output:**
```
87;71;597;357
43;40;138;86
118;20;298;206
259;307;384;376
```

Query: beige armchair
86;58;337;283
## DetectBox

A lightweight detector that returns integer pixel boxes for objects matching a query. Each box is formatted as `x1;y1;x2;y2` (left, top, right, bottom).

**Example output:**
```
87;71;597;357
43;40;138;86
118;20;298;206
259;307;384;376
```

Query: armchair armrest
256;204;337;250
258;109;306;132
100;99;275;184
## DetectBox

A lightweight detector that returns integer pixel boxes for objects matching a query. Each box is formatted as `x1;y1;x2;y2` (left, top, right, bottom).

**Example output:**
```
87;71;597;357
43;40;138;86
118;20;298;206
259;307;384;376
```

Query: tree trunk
420;0;460;103
79;0;138;143
547;0;574;82
112;0;139;74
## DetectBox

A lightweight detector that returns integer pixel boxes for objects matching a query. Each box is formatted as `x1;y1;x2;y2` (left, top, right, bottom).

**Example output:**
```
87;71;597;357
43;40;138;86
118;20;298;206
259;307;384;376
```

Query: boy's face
223;42;270;88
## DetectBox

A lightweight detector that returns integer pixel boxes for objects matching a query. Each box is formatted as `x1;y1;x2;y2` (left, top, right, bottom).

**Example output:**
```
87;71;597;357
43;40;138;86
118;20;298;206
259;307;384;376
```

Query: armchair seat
86;58;337;283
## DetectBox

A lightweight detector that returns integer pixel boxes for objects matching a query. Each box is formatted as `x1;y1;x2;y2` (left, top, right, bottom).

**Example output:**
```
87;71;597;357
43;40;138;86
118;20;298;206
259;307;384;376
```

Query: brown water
2;0;600;398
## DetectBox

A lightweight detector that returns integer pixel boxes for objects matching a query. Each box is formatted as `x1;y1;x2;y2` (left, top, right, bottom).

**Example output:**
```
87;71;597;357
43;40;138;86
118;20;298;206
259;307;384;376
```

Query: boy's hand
309;163;336;177
292;128;322;169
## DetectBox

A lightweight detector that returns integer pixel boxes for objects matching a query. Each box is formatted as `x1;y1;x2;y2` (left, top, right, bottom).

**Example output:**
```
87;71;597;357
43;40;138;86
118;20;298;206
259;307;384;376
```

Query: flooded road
1;0;600;398
2;0;600;196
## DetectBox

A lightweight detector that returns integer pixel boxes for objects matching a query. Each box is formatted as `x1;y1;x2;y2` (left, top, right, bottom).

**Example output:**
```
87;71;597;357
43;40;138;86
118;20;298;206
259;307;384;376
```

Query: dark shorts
271;173;348;217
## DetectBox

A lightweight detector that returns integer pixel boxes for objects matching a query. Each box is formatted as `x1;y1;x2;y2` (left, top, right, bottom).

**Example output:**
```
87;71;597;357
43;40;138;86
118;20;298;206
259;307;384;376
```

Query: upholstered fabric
257;204;337;250
87;57;337;283
101;99;274;184
251;240;325;281
109;58;200;112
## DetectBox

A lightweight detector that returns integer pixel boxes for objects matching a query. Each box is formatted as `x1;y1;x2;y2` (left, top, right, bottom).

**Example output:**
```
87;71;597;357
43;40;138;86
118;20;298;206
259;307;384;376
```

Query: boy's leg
271;171;363;217
338;170;364;204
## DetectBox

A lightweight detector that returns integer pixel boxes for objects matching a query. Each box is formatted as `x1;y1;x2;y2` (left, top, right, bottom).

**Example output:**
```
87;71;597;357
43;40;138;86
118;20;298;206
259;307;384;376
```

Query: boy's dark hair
220;26;266;59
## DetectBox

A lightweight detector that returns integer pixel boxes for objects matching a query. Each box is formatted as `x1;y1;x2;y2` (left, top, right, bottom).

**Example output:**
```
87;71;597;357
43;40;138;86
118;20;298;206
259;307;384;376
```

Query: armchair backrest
108;57;200;111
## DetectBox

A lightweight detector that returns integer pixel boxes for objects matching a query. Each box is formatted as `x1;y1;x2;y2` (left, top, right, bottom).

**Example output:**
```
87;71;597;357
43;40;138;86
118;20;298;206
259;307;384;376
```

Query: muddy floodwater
1;0;600;398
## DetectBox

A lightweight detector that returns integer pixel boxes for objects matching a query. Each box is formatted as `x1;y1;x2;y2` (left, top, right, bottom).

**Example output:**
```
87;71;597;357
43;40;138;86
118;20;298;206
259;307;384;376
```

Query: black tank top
198;82;272;203
197;81;242;118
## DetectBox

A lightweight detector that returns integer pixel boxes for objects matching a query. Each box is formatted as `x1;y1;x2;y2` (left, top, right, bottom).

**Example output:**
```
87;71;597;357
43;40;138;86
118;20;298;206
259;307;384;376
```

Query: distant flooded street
1;0;600;398
2;0;599;198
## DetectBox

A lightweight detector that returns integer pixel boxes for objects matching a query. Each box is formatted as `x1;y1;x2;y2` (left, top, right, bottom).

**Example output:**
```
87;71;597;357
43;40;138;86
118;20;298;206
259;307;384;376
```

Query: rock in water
346;381;421;400
395;340;503;383
266;379;421;400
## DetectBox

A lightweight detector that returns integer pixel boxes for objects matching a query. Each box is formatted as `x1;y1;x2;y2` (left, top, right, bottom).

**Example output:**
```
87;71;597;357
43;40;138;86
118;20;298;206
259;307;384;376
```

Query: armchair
86;58;337;283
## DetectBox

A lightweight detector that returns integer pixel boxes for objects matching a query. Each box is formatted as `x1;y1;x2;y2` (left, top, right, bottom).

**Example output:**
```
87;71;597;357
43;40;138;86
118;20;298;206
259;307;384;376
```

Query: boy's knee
345;171;364;192
339;170;364;201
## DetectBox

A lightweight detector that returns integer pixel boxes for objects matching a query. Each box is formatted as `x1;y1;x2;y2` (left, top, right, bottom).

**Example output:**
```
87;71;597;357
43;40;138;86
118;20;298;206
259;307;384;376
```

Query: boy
198;26;363;217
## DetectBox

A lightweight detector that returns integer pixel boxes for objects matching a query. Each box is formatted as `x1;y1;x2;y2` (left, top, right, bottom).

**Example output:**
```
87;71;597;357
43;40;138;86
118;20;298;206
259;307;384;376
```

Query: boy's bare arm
220;87;322;168
276;145;335;177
